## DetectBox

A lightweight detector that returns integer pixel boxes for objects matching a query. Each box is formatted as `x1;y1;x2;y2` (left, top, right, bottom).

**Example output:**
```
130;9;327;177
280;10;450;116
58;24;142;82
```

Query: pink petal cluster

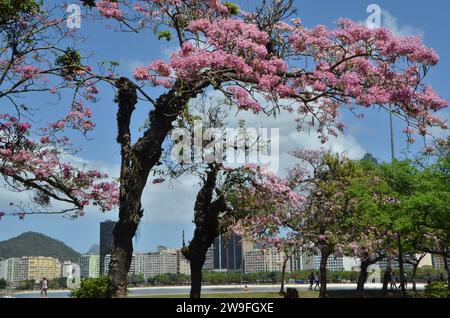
96;1;123;20
226;87;261;113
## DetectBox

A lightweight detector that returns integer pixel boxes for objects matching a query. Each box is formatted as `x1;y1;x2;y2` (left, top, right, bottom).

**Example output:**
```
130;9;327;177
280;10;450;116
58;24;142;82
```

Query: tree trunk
357;259;370;295
189;254;205;298
183;165;229;298
397;232;407;297
279;257;289;295
381;258;392;298
412;264;418;292
319;252;329;298
106;77;211;297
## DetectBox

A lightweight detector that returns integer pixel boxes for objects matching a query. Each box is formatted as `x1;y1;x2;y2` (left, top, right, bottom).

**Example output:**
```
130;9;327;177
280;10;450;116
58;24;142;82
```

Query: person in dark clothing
314;272;320;290
308;272;314;290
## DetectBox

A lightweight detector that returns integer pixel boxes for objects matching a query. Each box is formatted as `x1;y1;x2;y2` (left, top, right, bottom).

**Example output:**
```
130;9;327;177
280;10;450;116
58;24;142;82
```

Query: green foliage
128;273;145;286
55;48;83;76
424;282;449;298
149;273;190;286
223;2;240;15
0;0;42;25
48;277;67;290
157;31;172;41
0;232;80;262
18;280;36;290
71;276;109;298
0;278;7;289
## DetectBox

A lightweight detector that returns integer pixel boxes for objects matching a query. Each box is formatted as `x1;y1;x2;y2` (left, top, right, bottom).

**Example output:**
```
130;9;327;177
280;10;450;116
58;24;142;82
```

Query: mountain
85;244;99;255
0;232;80;263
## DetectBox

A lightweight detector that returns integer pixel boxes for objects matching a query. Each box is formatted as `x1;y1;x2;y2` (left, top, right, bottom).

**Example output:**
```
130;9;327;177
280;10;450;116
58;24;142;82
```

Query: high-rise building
100;220;117;275
7;257;28;285
213;234;243;271
176;250;190;275
5;256;60;285
203;247;214;271
289;251;315;271
432;254;450;269
377;258;414;270
243;247;291;273
149;247;178;277
80;255;100;279
27;256;61;282
103;247;179;280
313;254;360;271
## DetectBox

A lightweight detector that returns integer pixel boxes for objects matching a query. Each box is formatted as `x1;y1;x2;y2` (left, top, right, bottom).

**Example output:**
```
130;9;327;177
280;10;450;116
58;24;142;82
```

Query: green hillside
0;232;80;263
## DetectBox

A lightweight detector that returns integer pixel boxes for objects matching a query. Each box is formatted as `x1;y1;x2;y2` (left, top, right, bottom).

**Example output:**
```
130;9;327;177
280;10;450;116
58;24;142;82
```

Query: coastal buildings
176;250;190;276
313;255;360;272
243;246;291;274
104;246;179;280
432;255;450;269
4;256;60;285
213;234;243;271
80;255;100;279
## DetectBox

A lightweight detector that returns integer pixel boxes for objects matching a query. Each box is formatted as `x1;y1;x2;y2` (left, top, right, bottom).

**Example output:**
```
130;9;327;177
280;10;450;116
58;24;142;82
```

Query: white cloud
381;10;425;37
119;59;150;75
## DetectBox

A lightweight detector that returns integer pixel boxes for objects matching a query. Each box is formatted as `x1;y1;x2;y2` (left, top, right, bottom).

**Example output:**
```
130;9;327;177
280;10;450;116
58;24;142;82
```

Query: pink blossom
96;1;123;19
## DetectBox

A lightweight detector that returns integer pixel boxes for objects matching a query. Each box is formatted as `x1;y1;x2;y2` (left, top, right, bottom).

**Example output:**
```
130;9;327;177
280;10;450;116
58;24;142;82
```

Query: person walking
308;272;314;290
403;272;408;289
314;272;320;290
40;277;48;298
390;272;397;290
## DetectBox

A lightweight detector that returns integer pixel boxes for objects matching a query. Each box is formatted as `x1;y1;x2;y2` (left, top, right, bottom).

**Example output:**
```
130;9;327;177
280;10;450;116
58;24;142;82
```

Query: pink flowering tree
283;150;366;298
0;1;119;219
0;112;119;219
0;1;92;107
220;163;304;295
71;0;448;297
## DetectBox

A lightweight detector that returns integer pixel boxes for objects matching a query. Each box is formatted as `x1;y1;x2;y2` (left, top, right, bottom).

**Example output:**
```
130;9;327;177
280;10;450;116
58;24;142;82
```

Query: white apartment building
244;247;291;273
203;247;214;271
104;247;178;280
176;250;190;275
7;257;29;285
313;254;360;271
80;255;100;279
289;252;315;271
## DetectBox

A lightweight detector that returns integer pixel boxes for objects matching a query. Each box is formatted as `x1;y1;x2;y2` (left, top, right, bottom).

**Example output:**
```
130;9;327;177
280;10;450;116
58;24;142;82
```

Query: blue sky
0;0;449;254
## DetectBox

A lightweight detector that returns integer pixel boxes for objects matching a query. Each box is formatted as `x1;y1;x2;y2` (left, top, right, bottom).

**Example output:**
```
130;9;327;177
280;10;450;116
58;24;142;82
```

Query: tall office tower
100;220;117;275
213;234;243;271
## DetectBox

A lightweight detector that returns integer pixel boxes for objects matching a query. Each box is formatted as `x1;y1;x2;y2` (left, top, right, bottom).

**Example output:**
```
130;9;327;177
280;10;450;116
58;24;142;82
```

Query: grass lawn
131;290;431;299
131;291;319;298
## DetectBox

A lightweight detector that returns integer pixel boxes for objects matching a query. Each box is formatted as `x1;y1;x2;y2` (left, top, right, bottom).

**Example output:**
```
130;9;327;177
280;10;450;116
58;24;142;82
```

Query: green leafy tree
71;276;109;298
0;0;42;26
0;278;7;289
